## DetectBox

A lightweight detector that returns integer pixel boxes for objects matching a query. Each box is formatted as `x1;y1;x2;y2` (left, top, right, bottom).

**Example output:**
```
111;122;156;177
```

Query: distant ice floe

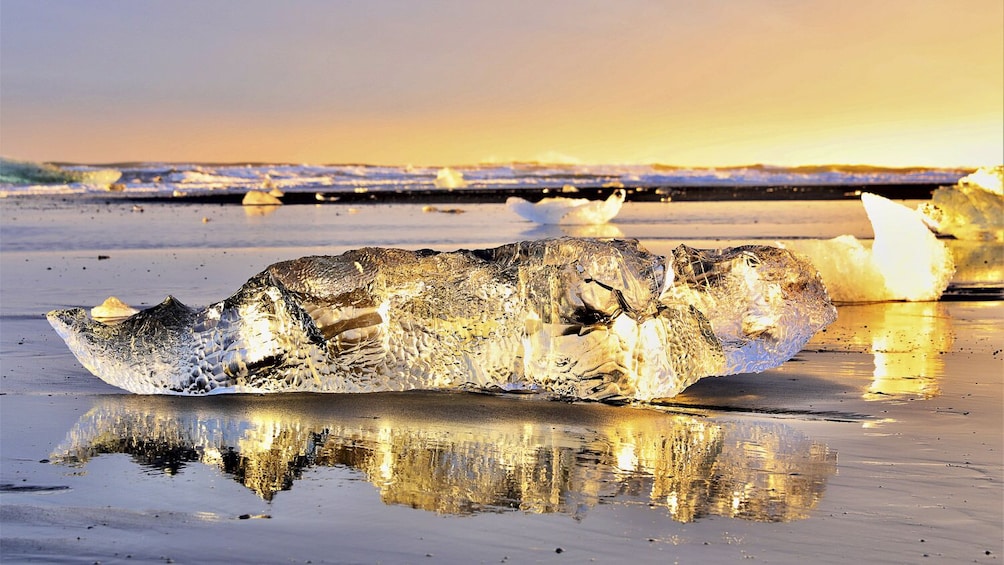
918;165;1004;241
506;189;625;225
781;193;954;302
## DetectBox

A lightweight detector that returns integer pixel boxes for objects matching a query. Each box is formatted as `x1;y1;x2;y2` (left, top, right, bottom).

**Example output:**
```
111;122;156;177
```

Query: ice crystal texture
48;238;835;401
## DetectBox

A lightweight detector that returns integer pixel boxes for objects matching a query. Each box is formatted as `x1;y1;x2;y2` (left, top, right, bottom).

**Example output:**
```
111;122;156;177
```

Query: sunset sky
1;0;1001;167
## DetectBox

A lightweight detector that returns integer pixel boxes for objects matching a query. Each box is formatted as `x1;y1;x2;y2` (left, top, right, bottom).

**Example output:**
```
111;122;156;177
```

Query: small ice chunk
242;190;283;206
958;166;1004;195
918;165;1004;241
864;192;954;301
90;297;139;322
507;190;625;225
782;193;954;302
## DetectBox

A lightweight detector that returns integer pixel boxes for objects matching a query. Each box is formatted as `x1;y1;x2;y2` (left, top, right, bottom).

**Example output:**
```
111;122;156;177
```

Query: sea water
0;160;971;197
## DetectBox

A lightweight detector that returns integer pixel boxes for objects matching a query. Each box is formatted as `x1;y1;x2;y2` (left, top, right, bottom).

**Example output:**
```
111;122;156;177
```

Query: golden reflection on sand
50;394;835;522
809;302;954;399
947;239;1004;287
243;204;282;217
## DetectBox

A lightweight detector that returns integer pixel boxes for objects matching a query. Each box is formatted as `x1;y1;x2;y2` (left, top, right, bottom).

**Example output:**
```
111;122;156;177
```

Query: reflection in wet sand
51;394;835;522
947;239;1004;289
809;302;954;399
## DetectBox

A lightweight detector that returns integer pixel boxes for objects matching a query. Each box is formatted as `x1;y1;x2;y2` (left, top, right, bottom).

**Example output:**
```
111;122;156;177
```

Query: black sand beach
1;198;1001;564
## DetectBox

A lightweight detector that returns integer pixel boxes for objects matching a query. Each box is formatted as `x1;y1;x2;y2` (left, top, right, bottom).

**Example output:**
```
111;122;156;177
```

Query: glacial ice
47;238;835;401
781;193;954;302
89;297;139;322
507;190;625;225
241;190;283;206
918;165;1004;241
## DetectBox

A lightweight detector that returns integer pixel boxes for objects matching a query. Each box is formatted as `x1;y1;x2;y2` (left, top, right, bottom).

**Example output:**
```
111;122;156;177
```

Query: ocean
0;160;973;201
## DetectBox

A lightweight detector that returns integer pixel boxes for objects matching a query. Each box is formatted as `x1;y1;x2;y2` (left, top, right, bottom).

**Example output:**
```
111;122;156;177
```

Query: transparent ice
918;165;1004;241
47;238;835;401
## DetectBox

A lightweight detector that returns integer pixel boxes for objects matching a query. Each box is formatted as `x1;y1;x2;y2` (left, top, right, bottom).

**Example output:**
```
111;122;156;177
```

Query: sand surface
1;198;1001;564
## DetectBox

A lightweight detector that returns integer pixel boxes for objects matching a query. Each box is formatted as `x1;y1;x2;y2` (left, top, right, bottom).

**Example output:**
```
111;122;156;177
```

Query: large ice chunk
782;193;955;302
47;238;835;401
918;166;1004;241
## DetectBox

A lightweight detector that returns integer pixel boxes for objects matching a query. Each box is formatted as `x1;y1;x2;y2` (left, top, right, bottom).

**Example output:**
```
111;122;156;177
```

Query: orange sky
1;1;1001;167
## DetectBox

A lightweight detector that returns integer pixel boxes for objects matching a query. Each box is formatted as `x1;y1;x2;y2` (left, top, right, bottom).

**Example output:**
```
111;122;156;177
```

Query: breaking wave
0;158;971;198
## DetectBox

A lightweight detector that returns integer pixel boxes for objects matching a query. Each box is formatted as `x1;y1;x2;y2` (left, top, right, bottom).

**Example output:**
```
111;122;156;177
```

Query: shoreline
3;183;950;204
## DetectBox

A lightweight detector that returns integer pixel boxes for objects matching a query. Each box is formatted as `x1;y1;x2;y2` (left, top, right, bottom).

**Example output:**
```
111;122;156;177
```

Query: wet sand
1;199;1001;564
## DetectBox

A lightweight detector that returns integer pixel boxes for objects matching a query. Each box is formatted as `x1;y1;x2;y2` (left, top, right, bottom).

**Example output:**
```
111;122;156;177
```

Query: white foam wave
434;167;468;189
165;170;248;186
0;160;972;198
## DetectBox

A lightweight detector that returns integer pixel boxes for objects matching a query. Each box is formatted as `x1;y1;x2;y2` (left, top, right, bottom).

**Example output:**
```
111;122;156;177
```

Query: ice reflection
51;393;835;522
947;239;1004;290
809;302;954;399
243;204;281;217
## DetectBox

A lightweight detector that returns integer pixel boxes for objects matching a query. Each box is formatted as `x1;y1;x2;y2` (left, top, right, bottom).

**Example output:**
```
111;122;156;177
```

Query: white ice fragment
863;192;954;301
90;297;139;322
959;166;1004;195
506;190;625;225
242;190;283;206
782;193;954;302
917;165;1004;241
